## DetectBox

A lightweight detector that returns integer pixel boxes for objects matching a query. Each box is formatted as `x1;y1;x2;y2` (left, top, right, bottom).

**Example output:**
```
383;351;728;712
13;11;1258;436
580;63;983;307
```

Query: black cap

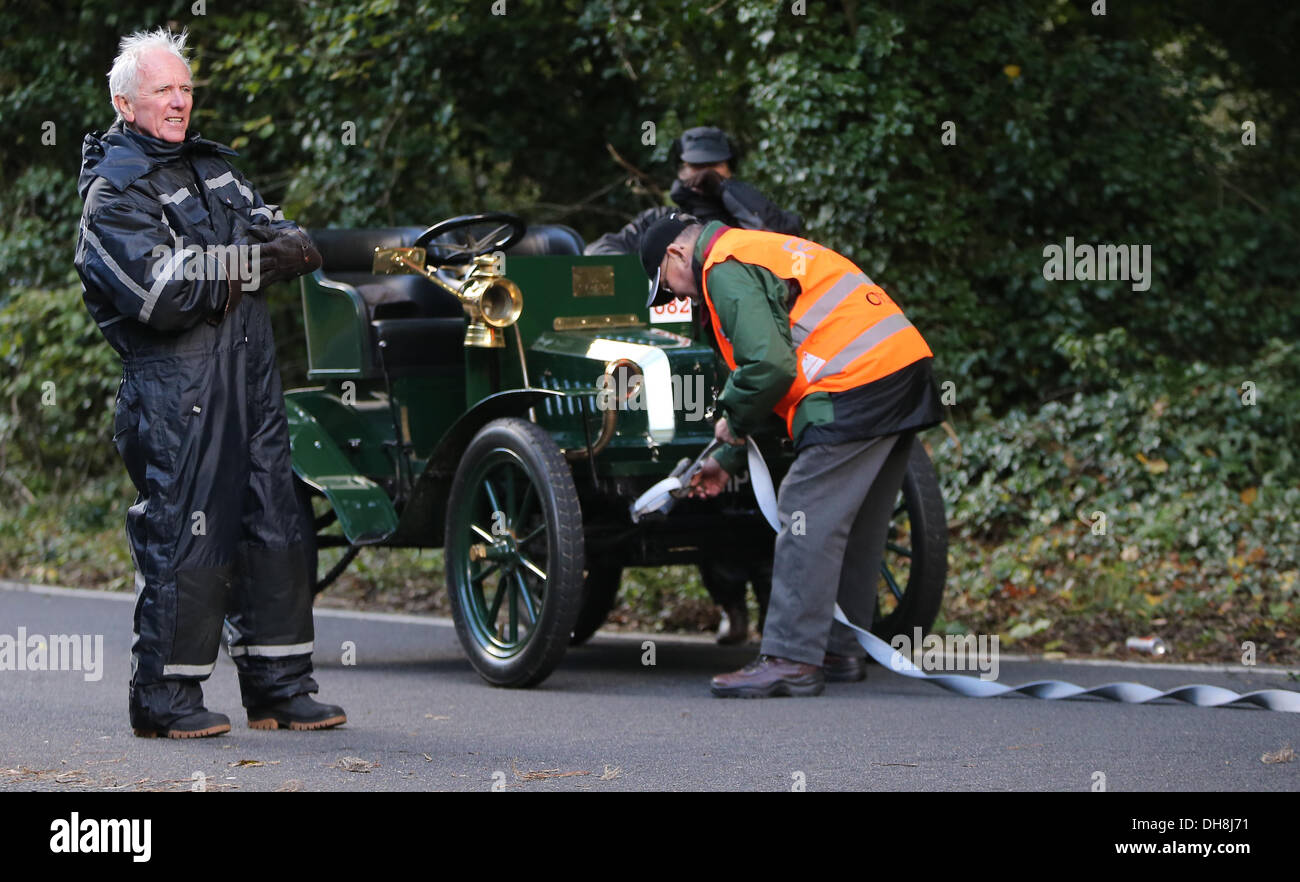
639;214;693;307
678;126;732;164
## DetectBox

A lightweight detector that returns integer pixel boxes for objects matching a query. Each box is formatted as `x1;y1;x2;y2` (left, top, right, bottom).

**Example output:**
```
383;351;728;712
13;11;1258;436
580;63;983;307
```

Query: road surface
2;581;1297;792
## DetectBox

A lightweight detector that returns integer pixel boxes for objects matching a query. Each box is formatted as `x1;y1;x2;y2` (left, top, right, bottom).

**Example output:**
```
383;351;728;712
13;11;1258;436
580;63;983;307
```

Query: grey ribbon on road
831;606;1300;713
744;437;1300;713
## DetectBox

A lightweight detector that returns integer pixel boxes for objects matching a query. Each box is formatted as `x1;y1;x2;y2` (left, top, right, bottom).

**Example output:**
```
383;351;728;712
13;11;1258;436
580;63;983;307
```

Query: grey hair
107;28;191;120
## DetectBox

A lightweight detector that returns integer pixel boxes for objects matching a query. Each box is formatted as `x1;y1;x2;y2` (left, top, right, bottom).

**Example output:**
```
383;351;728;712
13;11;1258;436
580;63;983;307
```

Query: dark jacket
76;122;302;352
584;178;803;255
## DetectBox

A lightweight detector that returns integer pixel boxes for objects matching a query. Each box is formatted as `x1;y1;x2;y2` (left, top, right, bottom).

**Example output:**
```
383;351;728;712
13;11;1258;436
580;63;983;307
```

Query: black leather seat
308;227;465;376
310;227;464;320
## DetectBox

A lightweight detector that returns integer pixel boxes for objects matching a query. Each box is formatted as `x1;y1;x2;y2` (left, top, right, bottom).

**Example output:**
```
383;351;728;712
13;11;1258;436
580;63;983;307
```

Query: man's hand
245;226;322;293
244;224;277;244
679;166;725;197
688;457;731;499
211;225;281;324
714;416;745;447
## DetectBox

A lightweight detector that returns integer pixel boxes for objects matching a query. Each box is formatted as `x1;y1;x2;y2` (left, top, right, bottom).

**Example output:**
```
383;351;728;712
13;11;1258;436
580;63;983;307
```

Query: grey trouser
760;431;914;665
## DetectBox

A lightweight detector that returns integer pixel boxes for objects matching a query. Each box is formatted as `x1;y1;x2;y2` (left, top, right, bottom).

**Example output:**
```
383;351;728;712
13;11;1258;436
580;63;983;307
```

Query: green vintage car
286;213;947;688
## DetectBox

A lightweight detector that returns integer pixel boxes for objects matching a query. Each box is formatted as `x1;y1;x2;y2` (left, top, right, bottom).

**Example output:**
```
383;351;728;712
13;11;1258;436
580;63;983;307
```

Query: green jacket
694;221;831;473
695;221;944;474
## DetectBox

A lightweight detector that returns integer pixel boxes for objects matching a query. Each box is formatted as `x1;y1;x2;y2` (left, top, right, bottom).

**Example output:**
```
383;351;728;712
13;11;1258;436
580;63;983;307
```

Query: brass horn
372;247;523;349
459;255;523;348
462;276;523;329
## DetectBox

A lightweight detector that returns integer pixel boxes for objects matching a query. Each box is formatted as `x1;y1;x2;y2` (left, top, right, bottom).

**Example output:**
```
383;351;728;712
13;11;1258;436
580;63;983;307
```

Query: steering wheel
412;212;527;267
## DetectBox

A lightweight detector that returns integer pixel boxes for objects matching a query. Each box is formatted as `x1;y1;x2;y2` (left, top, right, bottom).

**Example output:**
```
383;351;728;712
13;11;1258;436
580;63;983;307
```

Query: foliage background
2;0;1297;661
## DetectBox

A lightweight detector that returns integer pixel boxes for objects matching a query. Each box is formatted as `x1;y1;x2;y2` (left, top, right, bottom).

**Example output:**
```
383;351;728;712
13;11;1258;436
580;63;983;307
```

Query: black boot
247;693;346;731
130;681;230;738
133;710;231;739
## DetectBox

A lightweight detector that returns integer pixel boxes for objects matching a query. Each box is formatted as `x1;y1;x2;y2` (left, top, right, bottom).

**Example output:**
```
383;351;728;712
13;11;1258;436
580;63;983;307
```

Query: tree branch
605;142;665;201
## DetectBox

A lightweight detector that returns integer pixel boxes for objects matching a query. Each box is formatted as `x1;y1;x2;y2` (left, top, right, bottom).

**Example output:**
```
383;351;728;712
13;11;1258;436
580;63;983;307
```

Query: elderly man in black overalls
75;28;344;738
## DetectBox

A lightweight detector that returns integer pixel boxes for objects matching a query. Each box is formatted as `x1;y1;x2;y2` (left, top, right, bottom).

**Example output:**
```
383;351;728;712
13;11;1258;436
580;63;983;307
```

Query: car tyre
871;438;948;642
445;417;585;687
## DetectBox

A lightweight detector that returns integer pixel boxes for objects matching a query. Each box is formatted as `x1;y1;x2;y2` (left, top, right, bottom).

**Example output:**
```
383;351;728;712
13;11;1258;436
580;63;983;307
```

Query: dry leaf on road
335;756;376;773
511;758;589;781
1261;745;1294;764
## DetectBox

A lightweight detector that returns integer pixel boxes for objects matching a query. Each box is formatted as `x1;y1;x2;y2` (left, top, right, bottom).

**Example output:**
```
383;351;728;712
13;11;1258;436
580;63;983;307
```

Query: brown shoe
711;655;825;698
823;653;867;683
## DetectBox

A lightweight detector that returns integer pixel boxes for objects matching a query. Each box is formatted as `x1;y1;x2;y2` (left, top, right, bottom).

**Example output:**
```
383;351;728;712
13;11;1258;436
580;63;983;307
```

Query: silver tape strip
832;606;1300;713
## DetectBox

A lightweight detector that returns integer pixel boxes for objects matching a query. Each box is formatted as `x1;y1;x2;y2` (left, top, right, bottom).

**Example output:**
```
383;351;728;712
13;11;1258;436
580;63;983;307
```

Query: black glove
208;225;275;324
696;168;726;198
208;226;322;324
249;226;322;292
243;223;278;245
680;167;725;198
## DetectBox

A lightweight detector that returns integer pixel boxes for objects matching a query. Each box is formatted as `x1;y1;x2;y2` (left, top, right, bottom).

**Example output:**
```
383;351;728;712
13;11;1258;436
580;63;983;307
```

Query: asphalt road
2;581;1298;792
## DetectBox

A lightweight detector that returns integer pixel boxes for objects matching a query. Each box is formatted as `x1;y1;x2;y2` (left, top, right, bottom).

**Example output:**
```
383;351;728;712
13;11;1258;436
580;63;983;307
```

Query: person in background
589;127;801;645
585;126;802;256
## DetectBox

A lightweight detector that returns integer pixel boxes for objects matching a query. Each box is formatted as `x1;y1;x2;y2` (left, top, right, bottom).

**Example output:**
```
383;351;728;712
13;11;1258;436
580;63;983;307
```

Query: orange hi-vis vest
700;228;933;438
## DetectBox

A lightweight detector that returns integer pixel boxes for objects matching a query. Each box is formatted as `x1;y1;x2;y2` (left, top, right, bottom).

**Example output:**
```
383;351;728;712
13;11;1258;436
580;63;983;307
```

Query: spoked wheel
445;418;585;687
871;438;948;641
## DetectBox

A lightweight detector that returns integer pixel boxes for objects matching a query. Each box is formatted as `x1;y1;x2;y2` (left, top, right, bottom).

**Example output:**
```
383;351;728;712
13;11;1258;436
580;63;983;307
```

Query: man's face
660;241;699;302
114;49;192;142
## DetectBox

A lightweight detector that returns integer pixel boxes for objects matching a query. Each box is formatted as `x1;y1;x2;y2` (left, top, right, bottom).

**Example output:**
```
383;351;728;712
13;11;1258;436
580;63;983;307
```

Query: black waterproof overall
74;123;316;728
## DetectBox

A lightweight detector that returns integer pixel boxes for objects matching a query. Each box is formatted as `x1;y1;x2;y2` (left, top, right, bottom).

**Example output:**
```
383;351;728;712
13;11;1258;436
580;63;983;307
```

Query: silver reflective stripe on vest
204;171;254;203
790;271;873;346
806;313;914;383
227;641;314;658
81;221;161;322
